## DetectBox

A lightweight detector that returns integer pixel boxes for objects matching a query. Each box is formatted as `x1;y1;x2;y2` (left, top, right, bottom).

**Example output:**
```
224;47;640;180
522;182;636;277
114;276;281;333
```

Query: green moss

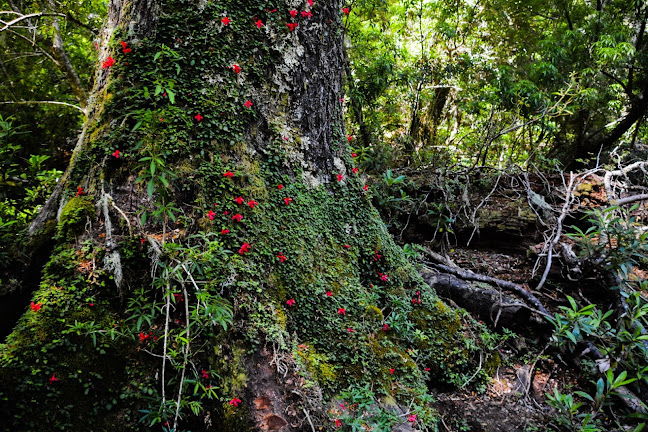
58;196;95;238
296;344;338;385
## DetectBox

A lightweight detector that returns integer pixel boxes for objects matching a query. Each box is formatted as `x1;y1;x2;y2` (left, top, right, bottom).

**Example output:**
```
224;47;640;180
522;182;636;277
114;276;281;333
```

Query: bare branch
0;100;85;114
0;11;66;32
612;193;648;206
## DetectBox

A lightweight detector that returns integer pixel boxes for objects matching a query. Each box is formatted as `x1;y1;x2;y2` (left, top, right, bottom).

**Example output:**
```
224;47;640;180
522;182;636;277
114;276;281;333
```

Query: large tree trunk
0;1;484;431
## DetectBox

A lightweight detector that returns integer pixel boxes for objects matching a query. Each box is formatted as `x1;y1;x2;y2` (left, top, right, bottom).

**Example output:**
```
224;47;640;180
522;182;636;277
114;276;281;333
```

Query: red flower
223;171;235;178
222;16;231;25
342;7;350;14
343;244;350;249
286;22;298;31
336;174;344;182
301;10;312;18
120;41;132;53
173;293;183;302
277;184;284;190
223;211;229;215
229;397;242;407
255;19;264;28
102;56;115;69
308;0;314;6
347;135;353;142
112;149;121;158
378;272;388;281
234;196;245;205
351;152;357;158
208;210;216;220
244;100;253;108
221;229;230;234
232;214;243;222
424;367;431;371
88;302;94;307
276;253;287;263
334;419;342;428
347;327;355;332
195;114;203;122
408;414;417;422
76;186;85;197
247;200;259;208
232;64;241;74
289;9;298;18
49;373;58;384
30;302;42;312
286;298;296;306
373;253;382;261
352;167;359;174
337;307;346;315
201;370;210;379
239;242;250;254
389;368;395;374
139;332;150;341
382;323;389;331
326;291;333;296
363;184;369;191
283;197;293;205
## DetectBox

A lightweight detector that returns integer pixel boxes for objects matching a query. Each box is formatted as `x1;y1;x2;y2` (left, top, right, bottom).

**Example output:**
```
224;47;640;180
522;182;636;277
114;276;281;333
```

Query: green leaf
153;51;162;61
132;121;142;132
147;179;155;196
166;89;175;104
574;390;594;402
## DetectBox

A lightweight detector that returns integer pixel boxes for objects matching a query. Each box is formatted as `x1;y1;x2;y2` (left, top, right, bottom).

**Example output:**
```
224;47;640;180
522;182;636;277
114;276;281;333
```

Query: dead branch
535;172;576;291
0;11;66;32
612;193;648;206
603;161;648;202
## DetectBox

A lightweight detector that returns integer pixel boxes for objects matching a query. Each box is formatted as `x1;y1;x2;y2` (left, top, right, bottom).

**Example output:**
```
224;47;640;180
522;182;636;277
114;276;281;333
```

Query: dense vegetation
1;0;647;431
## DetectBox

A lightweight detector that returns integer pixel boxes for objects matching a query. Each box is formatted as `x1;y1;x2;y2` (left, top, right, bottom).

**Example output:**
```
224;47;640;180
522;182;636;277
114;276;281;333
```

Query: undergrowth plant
544;205;648;431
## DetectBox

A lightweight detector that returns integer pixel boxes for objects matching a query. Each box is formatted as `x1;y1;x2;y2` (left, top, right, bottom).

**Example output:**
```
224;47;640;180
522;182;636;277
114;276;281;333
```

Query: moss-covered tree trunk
1;1;486;430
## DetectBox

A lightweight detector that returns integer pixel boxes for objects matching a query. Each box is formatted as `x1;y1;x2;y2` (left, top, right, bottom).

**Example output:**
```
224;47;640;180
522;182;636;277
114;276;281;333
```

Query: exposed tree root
423;257;549;317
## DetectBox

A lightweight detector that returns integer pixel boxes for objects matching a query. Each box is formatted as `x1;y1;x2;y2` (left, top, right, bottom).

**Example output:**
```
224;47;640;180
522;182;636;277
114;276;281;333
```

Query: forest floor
426;245;577;432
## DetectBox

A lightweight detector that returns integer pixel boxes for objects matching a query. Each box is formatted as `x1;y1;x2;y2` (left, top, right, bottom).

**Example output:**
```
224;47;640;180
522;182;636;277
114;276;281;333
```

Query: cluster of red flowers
102;56;115;69
412;290;421;304
120;41;132;54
